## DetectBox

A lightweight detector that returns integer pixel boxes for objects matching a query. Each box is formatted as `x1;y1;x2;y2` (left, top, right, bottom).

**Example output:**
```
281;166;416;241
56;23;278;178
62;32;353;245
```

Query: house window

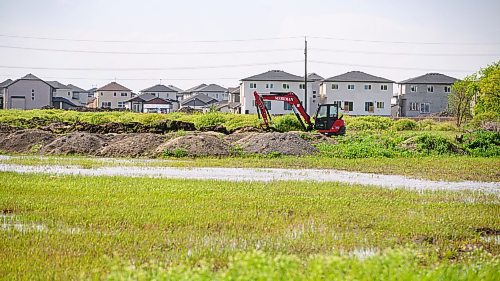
380;85;388;91
67;91;71;96
427;86;434;93
344;101;353;111
299;84;305;90
265;83;273;89
152;93;156;96
347;84;355;90
376;101;385;109
409;102;418;111
31;89;35;100
332;84;339;90
249;83;257;89
101;102;111;108
100;92;103;96
282;83;290;89
264;101;271;110
284;103;293;110
420;103;430;113
117;101;125;108
444;86;451;93
333;101;342;109
364;84;372;90
410;85;417;92
365;102;374;113
121;92;127;97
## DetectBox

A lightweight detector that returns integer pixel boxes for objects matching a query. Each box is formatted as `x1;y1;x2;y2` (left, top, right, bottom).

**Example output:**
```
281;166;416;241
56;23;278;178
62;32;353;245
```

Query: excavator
253;91;346;136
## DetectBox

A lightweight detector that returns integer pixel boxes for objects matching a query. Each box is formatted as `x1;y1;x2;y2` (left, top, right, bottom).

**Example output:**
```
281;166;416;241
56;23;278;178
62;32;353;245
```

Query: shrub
403;134;460;155
273;114;304;132
346;116;393;130
162;148;188;158
392;119;417;131
462;130;500;157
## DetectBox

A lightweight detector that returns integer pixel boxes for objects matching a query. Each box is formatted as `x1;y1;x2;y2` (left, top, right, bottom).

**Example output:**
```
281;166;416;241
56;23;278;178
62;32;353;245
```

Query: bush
462;130;500;157
403;134;461;155
162;148;188;158
392;119;417;131
346;116;393;130
273;114;304;132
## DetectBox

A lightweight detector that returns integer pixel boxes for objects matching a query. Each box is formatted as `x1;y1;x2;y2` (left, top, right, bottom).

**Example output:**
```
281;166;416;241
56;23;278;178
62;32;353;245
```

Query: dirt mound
0;124;19;133
0;129;55;153
155;134;230;157
236;132;318;156
41;132;107;155
99;134;168;157
230;126;265;134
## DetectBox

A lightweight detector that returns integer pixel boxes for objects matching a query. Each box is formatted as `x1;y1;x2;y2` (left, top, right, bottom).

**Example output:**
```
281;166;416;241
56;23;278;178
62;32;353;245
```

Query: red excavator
253;91;346;136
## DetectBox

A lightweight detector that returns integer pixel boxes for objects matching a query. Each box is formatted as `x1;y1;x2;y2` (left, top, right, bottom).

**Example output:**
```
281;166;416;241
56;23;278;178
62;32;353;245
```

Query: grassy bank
0;173;498;279
1;155;499;182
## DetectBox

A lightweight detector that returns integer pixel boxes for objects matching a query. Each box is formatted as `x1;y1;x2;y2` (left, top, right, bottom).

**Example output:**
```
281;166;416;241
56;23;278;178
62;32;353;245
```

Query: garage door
10;97;26;109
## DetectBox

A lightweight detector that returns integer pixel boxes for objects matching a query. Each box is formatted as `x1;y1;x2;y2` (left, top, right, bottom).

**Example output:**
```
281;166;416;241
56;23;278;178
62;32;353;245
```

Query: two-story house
240;70;312;115
67;84;90;107
320;71;394;116
95;82;133;109
0;79;13;109
306;73;324;115
1;74;54;110
140;84;179;100
396;73;457;117
181;84;228;101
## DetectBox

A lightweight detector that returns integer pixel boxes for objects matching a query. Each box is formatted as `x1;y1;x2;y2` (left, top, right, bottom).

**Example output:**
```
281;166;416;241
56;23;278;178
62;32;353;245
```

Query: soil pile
99;133;168;157
236;132;318;155
0;129;55;153
155;134;230;157
41;132;107;155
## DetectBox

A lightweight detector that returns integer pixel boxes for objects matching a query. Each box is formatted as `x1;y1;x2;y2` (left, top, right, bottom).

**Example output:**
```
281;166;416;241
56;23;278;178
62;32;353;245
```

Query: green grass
1;155;499;182
0;173;499;279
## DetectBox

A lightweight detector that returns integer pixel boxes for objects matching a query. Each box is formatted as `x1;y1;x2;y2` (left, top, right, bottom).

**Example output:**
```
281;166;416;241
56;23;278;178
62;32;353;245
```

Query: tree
449;75;477;127
475;61;500;116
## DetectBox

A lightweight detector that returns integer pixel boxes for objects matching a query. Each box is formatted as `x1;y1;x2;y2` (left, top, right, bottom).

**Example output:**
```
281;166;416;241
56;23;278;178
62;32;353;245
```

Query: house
181;83;228;101
67;84;91;106
305;73;324;115
396;73;457;117
215;86;241;114
180;93;218;110
240;70;312;115
140;84;179;101
320;71;394;116
1;74;54;110
125;93;179;113
0;79;13;109
95;82;132;109
166;85;184;101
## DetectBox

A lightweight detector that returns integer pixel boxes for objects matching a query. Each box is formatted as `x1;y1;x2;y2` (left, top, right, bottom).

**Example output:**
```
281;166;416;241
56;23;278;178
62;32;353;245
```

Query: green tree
475;61;500;115
449;75;477;127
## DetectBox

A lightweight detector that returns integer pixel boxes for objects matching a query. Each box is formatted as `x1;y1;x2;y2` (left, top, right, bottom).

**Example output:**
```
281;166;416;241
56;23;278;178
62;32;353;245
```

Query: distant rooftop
242;70;304;82
141;84;177;93
399;73;458;84
97;82;131;92
323;71;394;83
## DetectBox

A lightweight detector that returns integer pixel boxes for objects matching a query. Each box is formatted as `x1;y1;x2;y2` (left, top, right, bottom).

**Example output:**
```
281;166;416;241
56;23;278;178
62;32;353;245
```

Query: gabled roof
194;83;227;92
323;71;394;83
242;70;304;82
0;79;13;89
20;73;42;80
4;74;54;88
125;93;177;103
306;73;324;81
67;84;87;92
168;85;184;92
141;84;177;93
180;93;218;106
52;96;79;107
399;73;458;84
97;82;131;92
182;83;207;93
143;97;173;105
47;81;70;89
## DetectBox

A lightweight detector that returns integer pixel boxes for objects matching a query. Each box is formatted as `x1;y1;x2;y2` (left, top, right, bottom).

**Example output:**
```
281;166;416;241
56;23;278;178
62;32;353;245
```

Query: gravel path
1;162;499;195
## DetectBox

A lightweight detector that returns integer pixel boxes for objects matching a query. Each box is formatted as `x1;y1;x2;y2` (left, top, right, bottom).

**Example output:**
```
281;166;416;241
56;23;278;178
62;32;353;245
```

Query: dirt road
0;161;498;195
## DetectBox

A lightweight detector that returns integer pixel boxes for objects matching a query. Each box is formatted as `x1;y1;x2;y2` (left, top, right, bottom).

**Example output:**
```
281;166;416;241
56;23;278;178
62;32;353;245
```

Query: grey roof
168;85;184;92
141;84;177;93
52;96;78;107
47;81;70;89
5;74;54;88
323;71;394;83
195;83;228;92
182;83;207;93
180;93;218;106
306;73;324;81
399;73;458;84
216;101;241;110
242;70;304;82
0;79;13;88
20;73;42;80
67;84;87;92
228;86;240;94
97;82;131;92
126;93;177;103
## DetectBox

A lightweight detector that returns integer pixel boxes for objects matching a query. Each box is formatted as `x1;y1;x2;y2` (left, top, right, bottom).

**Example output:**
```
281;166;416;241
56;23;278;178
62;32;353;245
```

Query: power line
309;60;474;72
0;44;302;55
0;34;302;44
0;74;241;81
310;48;500;57
309;36;500;46
0;60;302;71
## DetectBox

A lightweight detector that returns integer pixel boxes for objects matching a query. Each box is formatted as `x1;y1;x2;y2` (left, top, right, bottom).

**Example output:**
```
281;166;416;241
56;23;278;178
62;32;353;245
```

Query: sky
0;0;499;92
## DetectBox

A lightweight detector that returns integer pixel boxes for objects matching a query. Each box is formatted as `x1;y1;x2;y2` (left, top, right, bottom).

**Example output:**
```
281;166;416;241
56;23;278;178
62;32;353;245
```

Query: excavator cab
313;104;346;136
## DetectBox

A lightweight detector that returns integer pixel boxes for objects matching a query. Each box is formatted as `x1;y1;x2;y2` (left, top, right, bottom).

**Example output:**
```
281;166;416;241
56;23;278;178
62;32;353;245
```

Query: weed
162;148;188;158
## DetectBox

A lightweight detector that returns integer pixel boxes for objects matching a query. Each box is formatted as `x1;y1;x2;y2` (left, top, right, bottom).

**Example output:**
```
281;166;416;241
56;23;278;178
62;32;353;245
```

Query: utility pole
304;36;308;113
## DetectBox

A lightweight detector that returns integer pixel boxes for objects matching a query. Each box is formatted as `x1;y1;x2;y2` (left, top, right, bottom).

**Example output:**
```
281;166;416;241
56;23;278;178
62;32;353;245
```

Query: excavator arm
253;91;313;131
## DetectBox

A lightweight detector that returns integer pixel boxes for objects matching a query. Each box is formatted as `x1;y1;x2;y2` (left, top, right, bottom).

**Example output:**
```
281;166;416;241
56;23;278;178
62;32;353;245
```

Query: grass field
1;155;499;182
1;172;499;279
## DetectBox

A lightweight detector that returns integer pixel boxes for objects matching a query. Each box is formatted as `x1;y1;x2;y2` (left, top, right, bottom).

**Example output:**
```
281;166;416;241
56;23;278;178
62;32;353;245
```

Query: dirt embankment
0;126;323;157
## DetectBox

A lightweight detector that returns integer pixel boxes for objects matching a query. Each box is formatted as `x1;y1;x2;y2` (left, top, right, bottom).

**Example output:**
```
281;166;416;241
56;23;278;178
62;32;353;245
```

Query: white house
240;70;315;115
125;92;179;113
306;73;324;115
181;84;228;101
320;71;394;116
95;82;133;109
